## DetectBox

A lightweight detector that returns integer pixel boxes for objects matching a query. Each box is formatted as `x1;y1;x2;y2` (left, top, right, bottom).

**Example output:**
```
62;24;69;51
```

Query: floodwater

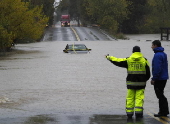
0;34;170;124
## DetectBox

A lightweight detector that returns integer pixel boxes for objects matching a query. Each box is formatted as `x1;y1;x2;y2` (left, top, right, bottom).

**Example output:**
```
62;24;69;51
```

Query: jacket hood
154;47;164;53
130;52;144;61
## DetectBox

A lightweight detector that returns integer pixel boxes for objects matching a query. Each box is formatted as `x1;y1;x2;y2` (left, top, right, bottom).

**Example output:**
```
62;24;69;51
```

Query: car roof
67;44;86;46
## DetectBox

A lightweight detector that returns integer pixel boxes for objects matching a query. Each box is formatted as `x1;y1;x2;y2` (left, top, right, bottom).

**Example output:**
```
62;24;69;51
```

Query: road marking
146;111;170;124
72;43;77;54
70;27;80;41
162;117;170;122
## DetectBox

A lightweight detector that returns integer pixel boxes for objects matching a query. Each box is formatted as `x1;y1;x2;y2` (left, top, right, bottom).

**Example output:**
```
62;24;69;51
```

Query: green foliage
138;0;170;33
0;25;13;50
57;0;129;33
83;0;130;33
68;0;82;18
0;0;48;49
57;0;70;12
121;0;147;33
25;0;55;26
114;33;128;40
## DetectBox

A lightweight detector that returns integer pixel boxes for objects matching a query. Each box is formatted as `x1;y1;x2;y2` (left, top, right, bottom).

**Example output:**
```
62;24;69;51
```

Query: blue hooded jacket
152;47;169;81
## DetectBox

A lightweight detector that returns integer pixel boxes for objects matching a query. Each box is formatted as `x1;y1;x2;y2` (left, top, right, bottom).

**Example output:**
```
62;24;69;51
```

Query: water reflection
67;115;82;124
127;118;144;124
23;114;145;124
23;115;57;124
89;114;143;124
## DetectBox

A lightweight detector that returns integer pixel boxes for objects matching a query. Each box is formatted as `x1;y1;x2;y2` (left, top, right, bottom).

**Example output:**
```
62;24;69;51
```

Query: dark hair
152;40;161;47
132;46;141;53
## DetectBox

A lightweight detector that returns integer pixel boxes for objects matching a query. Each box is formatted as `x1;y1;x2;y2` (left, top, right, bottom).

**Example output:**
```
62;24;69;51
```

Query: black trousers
154;80;169;115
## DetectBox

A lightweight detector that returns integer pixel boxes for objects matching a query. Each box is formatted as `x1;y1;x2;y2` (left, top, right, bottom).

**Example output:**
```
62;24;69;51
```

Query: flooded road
0;34;170;123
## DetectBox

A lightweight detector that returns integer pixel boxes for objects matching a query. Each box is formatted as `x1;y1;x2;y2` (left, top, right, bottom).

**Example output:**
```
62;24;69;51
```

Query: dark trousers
154;80;169;115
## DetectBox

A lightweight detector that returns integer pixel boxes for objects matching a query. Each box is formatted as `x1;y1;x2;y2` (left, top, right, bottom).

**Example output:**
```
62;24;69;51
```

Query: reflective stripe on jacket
107;52;151;89
126;53;147;87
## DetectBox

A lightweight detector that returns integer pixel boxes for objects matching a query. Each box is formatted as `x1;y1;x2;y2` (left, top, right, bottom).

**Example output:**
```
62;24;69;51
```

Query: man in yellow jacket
106;46;150;119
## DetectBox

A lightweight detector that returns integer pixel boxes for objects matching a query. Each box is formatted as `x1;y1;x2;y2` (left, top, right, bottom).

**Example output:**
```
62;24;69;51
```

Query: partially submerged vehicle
63;44;91;54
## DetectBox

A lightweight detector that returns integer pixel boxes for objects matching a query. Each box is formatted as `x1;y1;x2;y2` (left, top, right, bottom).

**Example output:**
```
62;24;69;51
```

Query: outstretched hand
105;54;109;58
105;54;110;60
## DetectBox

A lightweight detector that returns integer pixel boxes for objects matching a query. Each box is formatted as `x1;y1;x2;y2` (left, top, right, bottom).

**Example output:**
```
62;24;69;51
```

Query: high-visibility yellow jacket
106;52;151;89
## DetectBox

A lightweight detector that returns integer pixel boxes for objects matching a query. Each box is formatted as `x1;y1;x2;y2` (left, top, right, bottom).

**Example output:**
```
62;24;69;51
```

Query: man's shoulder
155;51;167;56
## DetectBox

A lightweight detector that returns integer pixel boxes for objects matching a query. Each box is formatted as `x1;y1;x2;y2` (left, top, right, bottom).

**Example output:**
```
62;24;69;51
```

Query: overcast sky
54;0;60;7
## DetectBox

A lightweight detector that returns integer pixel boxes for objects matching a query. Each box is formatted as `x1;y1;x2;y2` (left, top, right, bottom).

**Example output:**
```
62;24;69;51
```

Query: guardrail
160;27;170;41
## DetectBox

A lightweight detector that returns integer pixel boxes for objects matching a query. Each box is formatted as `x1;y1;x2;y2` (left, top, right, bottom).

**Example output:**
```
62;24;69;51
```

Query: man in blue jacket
151;40;169;117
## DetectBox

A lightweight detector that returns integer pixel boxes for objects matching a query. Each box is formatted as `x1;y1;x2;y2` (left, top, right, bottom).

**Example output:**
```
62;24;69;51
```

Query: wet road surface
43;21;115;41
0;114;168;124
0;27;170;124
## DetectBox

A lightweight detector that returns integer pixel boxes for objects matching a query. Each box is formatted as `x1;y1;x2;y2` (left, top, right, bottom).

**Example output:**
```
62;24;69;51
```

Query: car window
75;45;86;49
68;44;87;50
68;45;73;49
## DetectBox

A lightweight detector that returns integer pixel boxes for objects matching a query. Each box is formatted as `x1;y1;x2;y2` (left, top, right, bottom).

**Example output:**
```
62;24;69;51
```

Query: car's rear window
68;45;86;50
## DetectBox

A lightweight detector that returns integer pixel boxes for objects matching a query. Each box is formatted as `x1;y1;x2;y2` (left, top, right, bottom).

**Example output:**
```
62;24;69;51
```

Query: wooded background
0;0;54;50
58;0;170;34
1;0;170;50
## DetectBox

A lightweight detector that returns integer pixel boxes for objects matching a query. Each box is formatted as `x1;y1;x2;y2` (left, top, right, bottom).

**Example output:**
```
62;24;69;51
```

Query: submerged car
63;44;91;54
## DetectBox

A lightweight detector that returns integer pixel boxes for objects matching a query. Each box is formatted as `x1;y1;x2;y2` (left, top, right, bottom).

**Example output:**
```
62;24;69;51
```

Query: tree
121;0;147;33
0;25;13;50
68;0;84;26
22;0;55;26
83;0;129;33
138;0;170;33
57;0;70;13
57;0;170;34
0;0;48;49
